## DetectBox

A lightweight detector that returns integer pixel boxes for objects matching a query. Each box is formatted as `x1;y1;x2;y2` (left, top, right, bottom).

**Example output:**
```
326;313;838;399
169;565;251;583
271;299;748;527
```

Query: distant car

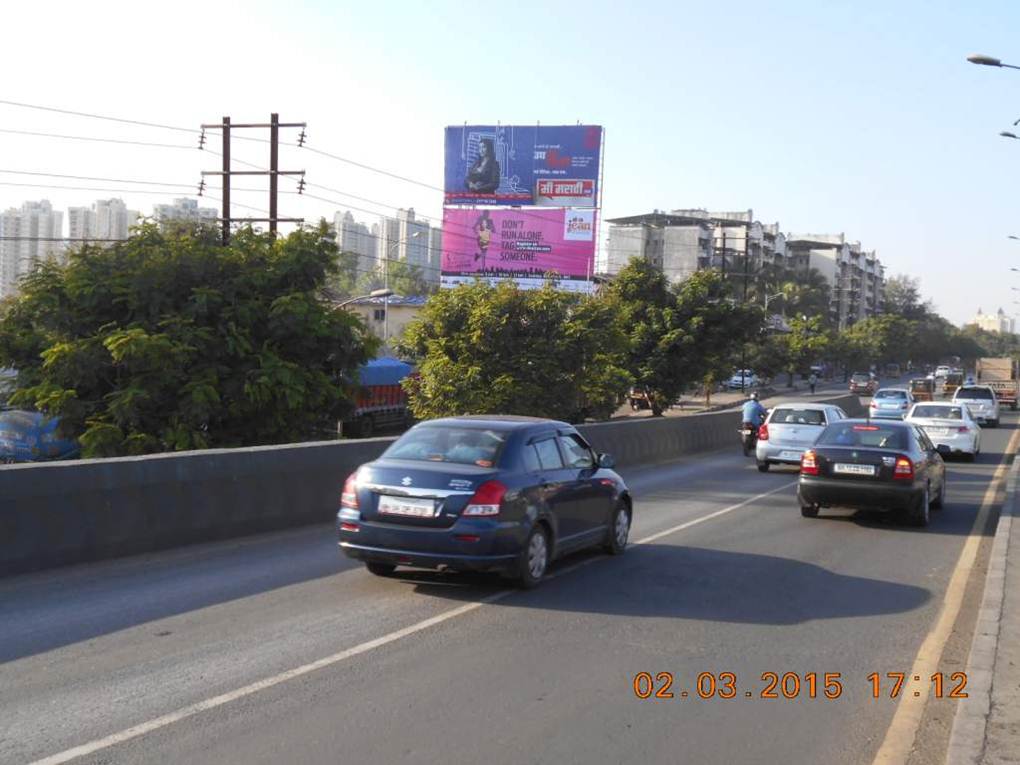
868;388;915;420
849;372;878;395
0;410;79;463
906;402;980;461
337;416;631;588
798;419;947;527
755;402;848;472
935;366;951;379
728;369;760;390
953;385;1000;428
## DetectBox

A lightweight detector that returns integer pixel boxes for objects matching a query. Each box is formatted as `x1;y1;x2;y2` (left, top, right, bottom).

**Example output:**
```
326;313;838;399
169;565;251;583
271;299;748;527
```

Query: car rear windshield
874;390;906;400
384;426;508;467
957;387;993;400
816;423;909;450
771;408;826;426
851;374;870;383
913;405;963;420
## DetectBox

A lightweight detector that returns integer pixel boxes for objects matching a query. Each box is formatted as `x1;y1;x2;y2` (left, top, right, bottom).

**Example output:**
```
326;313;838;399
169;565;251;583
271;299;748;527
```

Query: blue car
0;410;80;463
338;415;632;588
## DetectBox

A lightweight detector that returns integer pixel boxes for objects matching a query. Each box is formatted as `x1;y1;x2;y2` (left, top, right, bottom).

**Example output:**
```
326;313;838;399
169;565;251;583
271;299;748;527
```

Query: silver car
868;388;915;420
906;402;980;461
755;402;848;472
953;385;1000;427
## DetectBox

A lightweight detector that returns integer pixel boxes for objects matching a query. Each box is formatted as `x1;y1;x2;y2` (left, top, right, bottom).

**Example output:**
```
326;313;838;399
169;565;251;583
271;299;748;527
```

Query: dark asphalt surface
1;407;1014;765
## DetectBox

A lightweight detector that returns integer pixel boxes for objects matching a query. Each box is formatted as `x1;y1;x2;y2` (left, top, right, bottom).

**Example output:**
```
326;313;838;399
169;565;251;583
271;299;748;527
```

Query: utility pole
200;113;307;245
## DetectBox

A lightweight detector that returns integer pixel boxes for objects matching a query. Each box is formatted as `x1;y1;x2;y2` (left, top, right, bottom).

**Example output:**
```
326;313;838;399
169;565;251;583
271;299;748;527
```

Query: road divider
0;395;863;577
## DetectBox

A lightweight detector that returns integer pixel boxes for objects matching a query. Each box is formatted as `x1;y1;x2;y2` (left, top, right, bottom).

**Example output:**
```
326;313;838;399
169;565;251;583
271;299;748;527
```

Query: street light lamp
967;53;1020;70
335;288;393;309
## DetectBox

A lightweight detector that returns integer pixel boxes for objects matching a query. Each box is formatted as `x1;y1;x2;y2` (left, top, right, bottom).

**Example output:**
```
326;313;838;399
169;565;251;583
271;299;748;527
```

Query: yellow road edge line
871;425;1020;765
27;478;797;765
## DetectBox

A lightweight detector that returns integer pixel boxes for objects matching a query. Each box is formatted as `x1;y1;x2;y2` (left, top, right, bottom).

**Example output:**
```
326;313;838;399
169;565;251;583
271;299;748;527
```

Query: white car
935;365;951;379
906;402;980;461
953;385;1000;427
728;370;760;390
755;402;847;472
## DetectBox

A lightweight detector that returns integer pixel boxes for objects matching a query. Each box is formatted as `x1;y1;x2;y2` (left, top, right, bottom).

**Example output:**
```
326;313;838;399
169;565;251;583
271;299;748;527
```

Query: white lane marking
871;425;1020;765
28;479;797;765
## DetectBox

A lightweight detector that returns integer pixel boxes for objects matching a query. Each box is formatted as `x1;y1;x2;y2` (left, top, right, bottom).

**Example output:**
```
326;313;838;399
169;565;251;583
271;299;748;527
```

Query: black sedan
797;419;947;527
337;415;632;588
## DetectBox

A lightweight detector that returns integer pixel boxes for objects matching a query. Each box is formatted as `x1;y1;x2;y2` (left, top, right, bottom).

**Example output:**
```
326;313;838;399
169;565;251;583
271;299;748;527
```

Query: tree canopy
0;222;378;457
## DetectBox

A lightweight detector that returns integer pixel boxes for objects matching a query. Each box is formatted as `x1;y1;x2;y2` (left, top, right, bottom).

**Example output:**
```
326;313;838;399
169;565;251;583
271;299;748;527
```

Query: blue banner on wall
444;125;602;207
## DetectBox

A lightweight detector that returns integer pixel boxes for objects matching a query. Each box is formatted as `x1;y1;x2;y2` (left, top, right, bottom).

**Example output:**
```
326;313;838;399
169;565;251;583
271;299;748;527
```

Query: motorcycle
740;422;759;457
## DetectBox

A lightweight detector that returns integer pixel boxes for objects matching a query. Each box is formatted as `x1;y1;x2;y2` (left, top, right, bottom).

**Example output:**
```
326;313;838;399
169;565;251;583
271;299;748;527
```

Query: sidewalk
947;457;1020;764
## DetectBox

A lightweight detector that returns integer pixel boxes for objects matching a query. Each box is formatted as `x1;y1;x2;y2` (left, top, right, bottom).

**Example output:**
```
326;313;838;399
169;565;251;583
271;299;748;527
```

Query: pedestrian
808;372;818;394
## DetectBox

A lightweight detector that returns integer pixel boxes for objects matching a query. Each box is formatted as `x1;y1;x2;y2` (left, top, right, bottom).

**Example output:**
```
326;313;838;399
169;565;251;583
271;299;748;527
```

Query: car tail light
758;423;769;441
958;426;970;433
341;472;359;509
893;456;914;481
801;450;820;476
463;480;507;517
454;534;481;543
340;522;359;532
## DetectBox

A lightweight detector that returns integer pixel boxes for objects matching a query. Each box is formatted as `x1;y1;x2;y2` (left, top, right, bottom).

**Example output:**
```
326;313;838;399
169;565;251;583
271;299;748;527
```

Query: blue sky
2;0;1018;323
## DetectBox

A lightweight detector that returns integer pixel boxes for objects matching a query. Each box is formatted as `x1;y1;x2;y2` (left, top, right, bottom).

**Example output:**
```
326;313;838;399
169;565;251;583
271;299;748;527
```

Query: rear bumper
337;511;525;571
870;410;908;420
921;432;977;454
756;443;808;464
798;477;920;512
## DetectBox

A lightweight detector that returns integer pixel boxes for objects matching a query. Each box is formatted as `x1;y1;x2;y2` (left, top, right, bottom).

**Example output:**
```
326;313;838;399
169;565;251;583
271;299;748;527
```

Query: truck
341;357;416;438
975;357;1019;411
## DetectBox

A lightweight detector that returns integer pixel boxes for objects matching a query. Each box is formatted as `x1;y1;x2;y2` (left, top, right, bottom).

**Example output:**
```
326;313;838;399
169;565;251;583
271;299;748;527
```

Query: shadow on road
400;543;931;624
0;523;347;664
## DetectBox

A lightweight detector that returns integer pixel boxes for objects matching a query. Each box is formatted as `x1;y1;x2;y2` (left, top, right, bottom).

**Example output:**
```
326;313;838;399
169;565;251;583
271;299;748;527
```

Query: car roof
419;415;572;431
837;418;911;429
768;402;833;411
875;387;909;393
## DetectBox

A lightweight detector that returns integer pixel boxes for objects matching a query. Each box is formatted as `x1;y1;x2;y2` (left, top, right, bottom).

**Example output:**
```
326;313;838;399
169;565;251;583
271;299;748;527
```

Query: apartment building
0;200;64;300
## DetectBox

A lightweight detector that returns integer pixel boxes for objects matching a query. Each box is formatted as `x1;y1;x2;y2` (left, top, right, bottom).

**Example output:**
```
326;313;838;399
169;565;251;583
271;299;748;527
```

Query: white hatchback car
953;385;1000;428
906;401;980;461
755;402;848;472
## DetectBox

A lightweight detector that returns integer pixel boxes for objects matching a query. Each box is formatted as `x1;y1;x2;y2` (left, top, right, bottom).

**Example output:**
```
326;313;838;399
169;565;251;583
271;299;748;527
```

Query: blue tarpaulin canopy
358;357;414;387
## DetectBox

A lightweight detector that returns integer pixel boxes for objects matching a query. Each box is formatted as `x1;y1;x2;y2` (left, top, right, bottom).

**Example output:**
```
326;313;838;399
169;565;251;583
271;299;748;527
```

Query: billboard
441;208;596;291
444;125;602;207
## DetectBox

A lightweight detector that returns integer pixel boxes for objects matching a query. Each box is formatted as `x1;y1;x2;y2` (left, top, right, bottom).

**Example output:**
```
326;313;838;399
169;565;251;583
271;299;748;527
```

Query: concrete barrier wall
0;395;863;577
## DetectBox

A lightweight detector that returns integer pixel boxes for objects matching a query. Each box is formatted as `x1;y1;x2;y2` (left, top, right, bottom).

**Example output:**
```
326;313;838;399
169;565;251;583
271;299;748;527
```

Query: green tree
397;281;631;422
606;259;757;415
769;316;830;386
0;222;378;457
883;274;927;320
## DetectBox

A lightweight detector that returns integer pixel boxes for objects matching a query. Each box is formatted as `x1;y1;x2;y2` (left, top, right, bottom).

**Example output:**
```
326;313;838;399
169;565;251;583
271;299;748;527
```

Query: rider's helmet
749;391;759;401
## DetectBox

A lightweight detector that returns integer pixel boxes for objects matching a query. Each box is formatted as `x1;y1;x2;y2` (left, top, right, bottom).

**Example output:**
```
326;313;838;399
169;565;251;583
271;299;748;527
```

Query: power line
0;169;194;188
0;98;199;134
0;128;195;150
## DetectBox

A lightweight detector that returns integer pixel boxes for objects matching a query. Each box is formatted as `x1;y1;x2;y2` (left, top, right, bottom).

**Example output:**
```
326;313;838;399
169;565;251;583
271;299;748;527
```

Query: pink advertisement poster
441;208;596;284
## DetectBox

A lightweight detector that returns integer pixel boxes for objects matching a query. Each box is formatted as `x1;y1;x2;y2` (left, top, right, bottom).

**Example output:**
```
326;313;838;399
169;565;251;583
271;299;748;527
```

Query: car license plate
742;429;754;436
833;463;876;476
378;495;436;518
926;428;949;436
780;450;802;461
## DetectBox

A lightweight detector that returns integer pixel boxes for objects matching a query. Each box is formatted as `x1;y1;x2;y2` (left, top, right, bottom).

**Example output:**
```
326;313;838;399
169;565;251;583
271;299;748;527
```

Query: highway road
1;407;1014;765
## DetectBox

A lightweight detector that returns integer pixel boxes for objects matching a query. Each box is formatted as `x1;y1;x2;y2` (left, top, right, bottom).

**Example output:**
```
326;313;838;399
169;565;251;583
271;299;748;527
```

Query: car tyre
365;562;396;577
604;501;630;555
907;487;930;527
517;525;550;589
757;461;770;472
965;451;976;463
800;504;819;518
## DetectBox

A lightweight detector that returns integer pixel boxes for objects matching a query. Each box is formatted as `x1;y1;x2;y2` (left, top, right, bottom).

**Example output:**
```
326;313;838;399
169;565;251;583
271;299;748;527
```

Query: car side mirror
597;452;616;469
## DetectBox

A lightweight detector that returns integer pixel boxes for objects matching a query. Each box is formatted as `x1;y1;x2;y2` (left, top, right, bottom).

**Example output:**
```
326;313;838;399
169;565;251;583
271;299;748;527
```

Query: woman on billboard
465;138;500;194
473;210;495;270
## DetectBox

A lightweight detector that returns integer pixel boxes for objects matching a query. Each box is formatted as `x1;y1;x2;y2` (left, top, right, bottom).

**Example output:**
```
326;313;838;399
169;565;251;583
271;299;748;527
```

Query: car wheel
604;501;630;555
907;487;930;527
757;461;770;472
365;562;396;577
800;504;819;518
517;525;550;589
931;479;945;510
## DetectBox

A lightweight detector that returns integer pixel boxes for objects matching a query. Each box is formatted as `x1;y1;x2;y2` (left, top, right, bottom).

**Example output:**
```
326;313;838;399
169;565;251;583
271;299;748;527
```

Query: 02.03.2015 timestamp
632;672;969;701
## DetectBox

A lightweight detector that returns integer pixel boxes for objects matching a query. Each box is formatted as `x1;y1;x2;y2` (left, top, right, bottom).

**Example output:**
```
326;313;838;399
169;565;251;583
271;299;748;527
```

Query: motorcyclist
742;392;767;427
808;372;819;394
